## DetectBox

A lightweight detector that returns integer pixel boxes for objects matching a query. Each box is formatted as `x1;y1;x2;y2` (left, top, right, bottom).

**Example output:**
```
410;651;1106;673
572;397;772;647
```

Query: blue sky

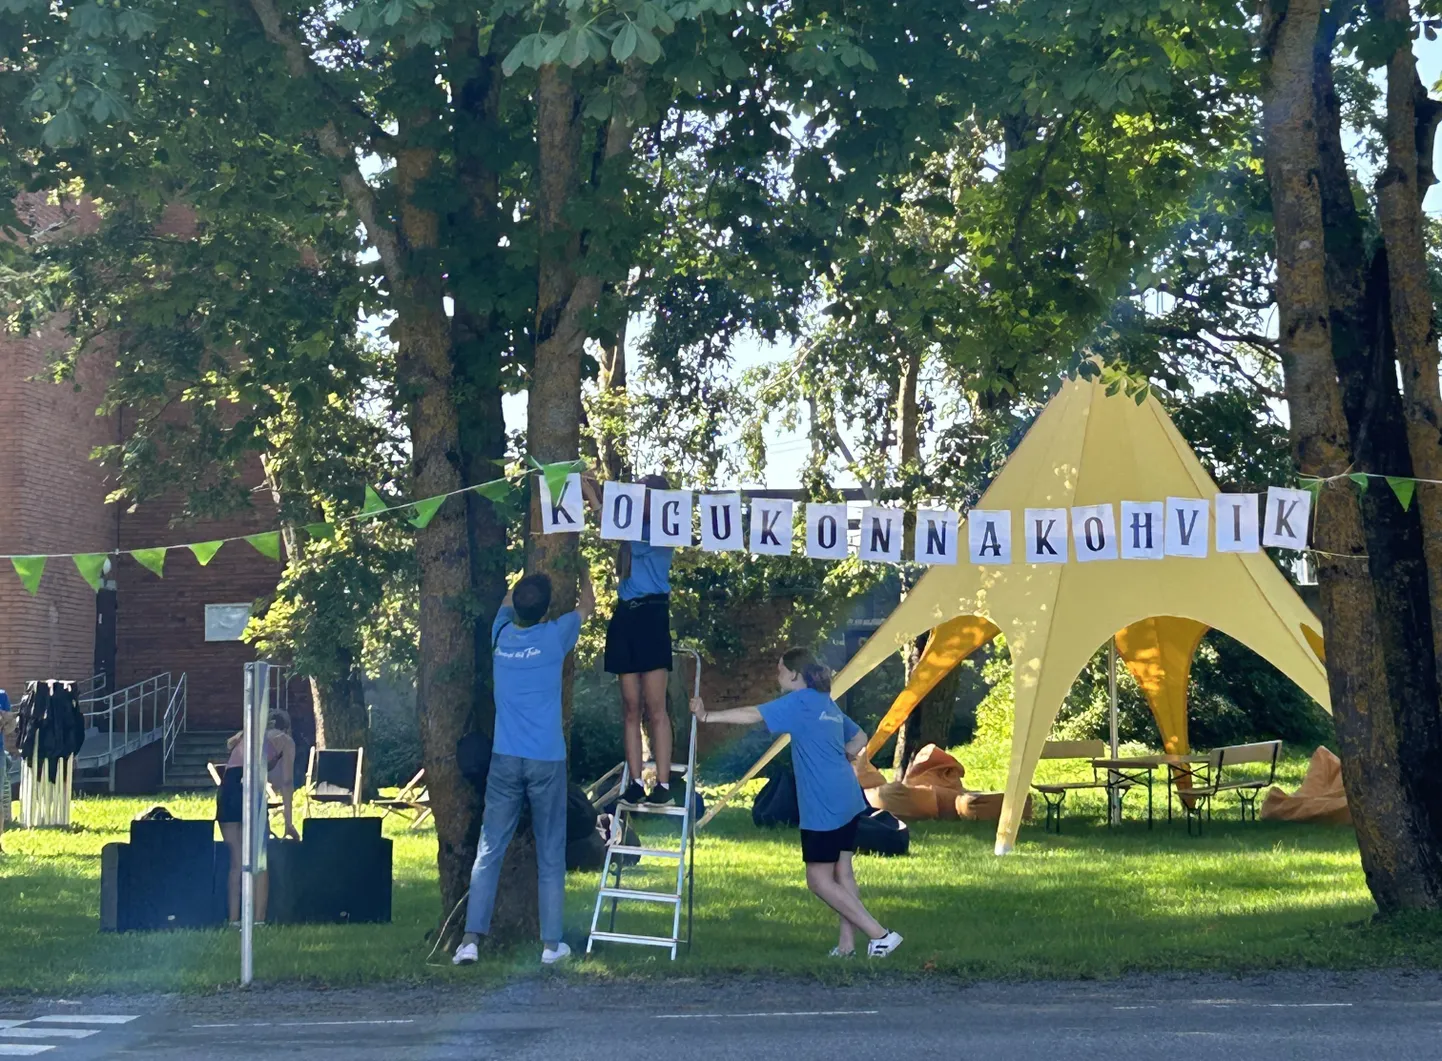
504;36;1442;488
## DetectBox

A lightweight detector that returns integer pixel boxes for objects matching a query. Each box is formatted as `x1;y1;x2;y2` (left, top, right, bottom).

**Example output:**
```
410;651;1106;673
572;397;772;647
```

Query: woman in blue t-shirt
691;648;903;958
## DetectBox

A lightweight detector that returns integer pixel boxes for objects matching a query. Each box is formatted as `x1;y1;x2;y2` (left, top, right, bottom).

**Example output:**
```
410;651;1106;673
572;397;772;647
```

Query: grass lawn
3;744;1442;994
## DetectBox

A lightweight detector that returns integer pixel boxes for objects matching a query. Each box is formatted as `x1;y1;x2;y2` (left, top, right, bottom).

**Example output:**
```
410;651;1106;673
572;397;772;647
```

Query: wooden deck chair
372;768;431;829
303;746;365;818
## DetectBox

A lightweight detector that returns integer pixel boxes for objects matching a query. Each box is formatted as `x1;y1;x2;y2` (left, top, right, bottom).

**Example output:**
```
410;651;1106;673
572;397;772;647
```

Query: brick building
1;197;310;790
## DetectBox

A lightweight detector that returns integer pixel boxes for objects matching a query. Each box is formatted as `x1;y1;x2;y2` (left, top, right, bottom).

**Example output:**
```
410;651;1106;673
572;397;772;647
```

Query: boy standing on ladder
454;565;595;967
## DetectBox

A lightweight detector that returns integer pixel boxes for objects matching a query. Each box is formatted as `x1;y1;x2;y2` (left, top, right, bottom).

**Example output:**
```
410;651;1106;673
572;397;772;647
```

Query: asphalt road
4;971;1441;1061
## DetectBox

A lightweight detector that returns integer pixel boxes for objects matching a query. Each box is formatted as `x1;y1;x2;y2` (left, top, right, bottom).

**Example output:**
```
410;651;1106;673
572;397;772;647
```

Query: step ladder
586;649;700;961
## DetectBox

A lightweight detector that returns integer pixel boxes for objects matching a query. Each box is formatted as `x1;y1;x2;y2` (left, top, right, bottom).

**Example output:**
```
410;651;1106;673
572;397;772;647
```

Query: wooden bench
1184;740;1282;835
1031;739;1115;834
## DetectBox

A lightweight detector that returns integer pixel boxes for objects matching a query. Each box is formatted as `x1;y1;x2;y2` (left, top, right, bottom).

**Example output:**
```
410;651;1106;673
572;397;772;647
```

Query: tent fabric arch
826;377;1329;854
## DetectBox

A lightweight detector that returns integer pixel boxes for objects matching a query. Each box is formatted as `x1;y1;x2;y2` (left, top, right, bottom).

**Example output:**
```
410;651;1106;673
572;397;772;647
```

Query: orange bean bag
1260;746;1352;825
956;791;1034;822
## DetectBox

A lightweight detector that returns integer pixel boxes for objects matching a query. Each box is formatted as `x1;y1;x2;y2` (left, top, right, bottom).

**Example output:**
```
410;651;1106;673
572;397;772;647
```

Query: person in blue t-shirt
454;566;594;968
691;648;903;959
586;472;680;806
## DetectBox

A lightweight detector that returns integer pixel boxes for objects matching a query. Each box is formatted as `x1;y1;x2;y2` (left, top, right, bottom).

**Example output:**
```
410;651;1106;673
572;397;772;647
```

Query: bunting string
0;457;1428;596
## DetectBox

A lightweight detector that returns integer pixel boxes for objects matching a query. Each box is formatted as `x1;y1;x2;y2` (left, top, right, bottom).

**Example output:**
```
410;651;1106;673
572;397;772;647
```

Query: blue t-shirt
491;605;581;762
759;688;867;832
619;536;673;600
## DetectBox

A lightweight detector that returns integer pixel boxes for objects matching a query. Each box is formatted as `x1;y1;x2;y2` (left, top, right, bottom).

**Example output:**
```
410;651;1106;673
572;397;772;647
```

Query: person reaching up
691;648;903;959
454;563;595;968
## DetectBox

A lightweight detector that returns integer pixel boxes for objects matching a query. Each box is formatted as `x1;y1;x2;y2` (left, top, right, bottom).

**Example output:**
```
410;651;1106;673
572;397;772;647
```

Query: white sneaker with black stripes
866;930;903;958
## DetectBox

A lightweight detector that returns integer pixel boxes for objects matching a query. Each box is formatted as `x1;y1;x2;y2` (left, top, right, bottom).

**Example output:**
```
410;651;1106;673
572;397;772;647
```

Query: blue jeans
464;753;568;944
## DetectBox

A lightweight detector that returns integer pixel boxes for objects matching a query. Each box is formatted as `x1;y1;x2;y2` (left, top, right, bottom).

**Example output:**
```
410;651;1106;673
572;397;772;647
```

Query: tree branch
243;0;404;285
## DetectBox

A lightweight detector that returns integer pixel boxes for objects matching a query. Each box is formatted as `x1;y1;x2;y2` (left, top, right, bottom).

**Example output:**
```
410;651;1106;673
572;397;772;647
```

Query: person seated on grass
216;709;298;926
690;648;903;959
454;566;595;969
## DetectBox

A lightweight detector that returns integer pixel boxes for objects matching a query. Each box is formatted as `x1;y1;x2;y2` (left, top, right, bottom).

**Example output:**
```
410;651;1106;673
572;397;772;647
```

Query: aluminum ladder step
587;648;702;961
588;930;679;949
608;844;682;860
599;887;681;904
615;801;687;817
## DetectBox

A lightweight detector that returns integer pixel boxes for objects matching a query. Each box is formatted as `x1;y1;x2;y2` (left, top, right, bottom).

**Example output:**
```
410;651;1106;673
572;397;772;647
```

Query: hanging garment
16;681;85;782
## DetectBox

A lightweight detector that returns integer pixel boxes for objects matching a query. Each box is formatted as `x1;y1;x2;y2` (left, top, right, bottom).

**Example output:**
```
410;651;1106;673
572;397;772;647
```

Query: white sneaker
452;941;479;966
866;930;903;958
541;941;572;965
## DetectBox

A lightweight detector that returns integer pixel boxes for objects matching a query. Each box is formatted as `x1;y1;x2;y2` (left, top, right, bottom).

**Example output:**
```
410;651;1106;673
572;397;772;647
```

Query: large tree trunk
1261;0;1442;910
597;314;630;483
447;30;536;943
391;106;480;925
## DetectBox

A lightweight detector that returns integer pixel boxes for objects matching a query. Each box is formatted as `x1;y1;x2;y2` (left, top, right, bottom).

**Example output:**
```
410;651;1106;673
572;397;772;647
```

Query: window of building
205;603;253;642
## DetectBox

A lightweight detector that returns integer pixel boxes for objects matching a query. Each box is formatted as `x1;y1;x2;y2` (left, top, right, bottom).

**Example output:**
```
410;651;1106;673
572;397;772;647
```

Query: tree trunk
1377;0;1442;672
1261;0;1442;910
597;314;630;483
309;648;368;750
391;107;479;925
893;346;938;773
447;30;535;944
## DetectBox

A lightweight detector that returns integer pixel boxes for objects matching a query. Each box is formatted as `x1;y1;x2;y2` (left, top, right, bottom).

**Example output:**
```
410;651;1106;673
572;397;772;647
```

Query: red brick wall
115;464;286;732
0;315;118;701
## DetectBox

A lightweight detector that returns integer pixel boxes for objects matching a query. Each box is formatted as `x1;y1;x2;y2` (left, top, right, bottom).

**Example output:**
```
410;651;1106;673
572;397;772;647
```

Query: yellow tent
699;377;1330;852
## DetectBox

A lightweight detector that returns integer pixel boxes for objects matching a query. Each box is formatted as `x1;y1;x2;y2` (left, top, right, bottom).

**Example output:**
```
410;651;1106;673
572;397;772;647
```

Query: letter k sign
1024;508;1068;564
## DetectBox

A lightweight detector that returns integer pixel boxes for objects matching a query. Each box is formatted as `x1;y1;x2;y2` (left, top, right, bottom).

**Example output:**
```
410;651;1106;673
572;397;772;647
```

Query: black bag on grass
752;768;801;829
855;809;909;856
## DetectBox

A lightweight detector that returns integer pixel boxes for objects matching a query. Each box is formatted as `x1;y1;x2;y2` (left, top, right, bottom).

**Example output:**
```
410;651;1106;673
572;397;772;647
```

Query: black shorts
604;595;673;675
216;767;243;824
800;812;863;864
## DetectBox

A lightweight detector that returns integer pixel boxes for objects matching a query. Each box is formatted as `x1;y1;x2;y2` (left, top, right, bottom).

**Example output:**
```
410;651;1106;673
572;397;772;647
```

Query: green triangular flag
188;540;224;567
11;555;45;595
73;553;107;591
360;485;387;519
408;494;447;529
529;456;583;508
305;522;335;540
1299;476;1323;501
1348;472;1370;493
244;532;281;561
473;479;512;503
131;547;166;577
1386;476;1417;512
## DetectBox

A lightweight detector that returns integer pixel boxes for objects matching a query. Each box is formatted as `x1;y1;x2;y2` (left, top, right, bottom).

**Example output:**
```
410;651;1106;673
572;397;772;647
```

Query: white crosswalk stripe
0;1014;139;1056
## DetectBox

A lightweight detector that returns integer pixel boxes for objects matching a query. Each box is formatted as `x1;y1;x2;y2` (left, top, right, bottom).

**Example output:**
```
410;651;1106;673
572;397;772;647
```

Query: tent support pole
1108;638;1120;825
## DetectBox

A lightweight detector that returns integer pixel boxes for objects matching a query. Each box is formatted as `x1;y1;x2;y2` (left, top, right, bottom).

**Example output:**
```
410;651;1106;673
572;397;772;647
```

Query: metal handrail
75;673;108;702
79;673;171;768
161;673;188;783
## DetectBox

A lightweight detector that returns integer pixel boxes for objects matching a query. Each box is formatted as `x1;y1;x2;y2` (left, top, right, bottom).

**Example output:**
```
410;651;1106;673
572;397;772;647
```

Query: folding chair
304;747;365;817
372;768;431;829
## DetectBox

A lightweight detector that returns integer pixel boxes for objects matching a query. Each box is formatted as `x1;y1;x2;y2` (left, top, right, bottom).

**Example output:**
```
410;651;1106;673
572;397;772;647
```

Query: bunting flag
245;532;282;560
130;548;166;577
408;495;446;529
5;461;1430;598
12;556;45;596
72;553;107;591
189;540;224;566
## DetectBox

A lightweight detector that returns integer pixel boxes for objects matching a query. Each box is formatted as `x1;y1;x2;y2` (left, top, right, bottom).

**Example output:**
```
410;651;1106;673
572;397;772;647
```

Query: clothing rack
17;679;80;829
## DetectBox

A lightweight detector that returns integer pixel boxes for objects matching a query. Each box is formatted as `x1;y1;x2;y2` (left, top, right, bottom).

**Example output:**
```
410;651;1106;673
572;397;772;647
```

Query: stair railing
161;673;188;785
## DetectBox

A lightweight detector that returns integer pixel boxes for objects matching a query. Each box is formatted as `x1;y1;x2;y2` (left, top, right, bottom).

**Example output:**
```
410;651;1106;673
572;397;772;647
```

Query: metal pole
1107;638;1120;825
240;661;271;987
